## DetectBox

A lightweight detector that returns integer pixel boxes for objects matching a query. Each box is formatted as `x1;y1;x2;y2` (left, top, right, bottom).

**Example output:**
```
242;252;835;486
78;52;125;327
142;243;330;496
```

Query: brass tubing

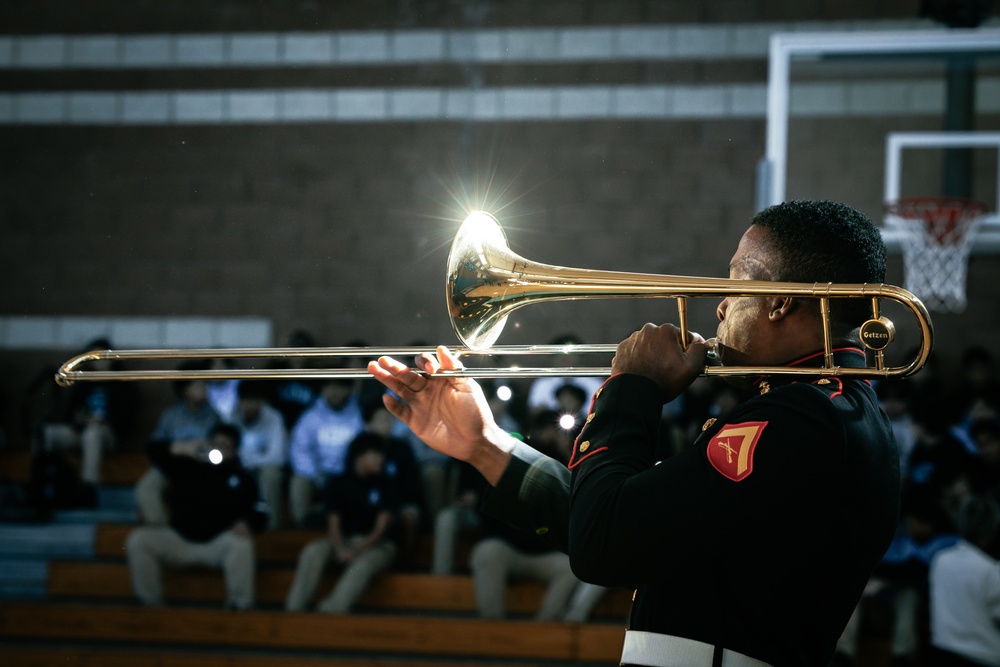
55;212;935;386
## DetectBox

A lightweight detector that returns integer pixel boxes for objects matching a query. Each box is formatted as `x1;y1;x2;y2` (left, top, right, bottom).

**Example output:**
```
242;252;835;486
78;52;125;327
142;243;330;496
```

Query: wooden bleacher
1;510;630;666
46;560;633;618
0;449;149;486
0;436;632;665
0;602;624;665
4;649;509;667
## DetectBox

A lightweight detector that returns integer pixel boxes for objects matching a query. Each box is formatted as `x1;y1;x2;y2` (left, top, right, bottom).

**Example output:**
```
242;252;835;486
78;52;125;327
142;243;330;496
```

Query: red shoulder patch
706;421;768;482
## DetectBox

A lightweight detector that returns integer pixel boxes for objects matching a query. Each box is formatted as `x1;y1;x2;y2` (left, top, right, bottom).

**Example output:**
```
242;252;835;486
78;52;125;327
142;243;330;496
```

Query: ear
767;296;798;322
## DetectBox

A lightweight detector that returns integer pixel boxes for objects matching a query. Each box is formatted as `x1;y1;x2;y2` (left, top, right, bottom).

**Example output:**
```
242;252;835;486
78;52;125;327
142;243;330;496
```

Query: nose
716;297;729;322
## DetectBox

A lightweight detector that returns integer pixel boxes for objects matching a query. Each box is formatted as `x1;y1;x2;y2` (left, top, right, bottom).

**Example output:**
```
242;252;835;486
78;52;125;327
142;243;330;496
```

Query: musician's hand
367;346;514;484
612;324;707;403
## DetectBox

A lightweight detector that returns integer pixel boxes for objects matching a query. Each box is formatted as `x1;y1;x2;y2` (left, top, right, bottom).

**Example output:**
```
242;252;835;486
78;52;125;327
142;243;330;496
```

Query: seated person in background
125;424;267;610
267;329;321;431
287;378;364;526
362;402;426;567
229;381;288;530
834;491;960;667
969;418;1000;516
25;337;138;497
470;509;602;622
470;408;606;622
285;434;400;613
432;460;487;575
206;358;240;423
524;334;604;420
929;494;1000;667
135;364;221;524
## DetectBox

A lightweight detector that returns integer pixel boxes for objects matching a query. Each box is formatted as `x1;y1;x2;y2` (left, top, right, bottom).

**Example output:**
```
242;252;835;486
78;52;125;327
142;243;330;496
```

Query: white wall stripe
0;20;955;69
1;79;997;125
0;316;273;351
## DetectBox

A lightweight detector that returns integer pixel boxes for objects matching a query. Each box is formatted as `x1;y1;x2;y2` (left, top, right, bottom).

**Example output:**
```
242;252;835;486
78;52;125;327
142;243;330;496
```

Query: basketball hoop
884;196;988;313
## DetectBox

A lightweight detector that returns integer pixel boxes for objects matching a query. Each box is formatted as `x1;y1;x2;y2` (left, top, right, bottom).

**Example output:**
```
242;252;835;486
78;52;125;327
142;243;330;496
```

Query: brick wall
1;1;998;449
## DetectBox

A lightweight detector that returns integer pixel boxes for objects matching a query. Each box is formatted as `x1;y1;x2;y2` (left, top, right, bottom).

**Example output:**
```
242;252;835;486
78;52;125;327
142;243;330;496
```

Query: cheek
719;300;763;350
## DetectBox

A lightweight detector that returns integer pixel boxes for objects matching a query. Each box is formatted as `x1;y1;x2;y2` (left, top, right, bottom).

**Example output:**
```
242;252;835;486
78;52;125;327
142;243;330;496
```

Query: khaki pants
134;468;169;525
431;503;481;575
285;535;397;613
288;474;322;527
837;584;920;659
253;464;285;530
125;525;255;609
469;537;581;621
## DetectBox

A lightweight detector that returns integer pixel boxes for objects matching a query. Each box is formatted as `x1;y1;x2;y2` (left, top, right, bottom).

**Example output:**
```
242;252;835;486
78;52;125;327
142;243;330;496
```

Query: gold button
535;527;549;535
595;387;603;398
579;441;590;453
585;413;595;423
701;418;716;432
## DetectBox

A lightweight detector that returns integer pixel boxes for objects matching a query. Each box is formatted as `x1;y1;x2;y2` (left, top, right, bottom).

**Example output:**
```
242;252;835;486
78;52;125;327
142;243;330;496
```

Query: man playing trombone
369;200;901;667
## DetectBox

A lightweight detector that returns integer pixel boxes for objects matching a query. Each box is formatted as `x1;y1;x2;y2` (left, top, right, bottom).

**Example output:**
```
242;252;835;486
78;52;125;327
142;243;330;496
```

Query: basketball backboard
759;28;1000;254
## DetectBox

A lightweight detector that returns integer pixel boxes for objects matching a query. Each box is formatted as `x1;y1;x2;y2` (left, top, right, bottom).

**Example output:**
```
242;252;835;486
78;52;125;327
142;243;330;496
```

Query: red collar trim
787;347;867;367
751;347;867;391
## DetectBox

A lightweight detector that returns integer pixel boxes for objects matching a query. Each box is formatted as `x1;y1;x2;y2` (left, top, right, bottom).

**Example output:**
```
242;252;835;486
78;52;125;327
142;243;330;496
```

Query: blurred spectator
206;358;240;423
469;406;606;622
524;409;577;469
432;460;487;575
969;418;1000;499
125;423;267;609
906;388;977;523
949;346;1000;453
524;334;604;419
288;378;364;526
481;378;525;436
362;402;425;567
380;389;458;520
229;381;288;530
23;338;138;502
836;493;960;667
135;363;221;524
877;379;919;476
929;494;1000;666
285;434;399;613
267;329;320;431
470;509;603;622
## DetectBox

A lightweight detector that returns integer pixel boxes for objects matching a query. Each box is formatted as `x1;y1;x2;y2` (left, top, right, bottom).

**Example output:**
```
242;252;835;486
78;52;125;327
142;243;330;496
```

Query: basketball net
884;197;987;313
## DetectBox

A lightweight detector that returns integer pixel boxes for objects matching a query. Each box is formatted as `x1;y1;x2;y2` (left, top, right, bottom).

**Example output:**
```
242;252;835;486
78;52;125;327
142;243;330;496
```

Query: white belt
620;631;772;667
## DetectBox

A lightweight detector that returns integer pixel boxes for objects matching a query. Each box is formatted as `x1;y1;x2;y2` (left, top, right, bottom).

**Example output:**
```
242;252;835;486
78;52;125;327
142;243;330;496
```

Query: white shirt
526;376;604;412
930;540;1000;666
231;403;288;470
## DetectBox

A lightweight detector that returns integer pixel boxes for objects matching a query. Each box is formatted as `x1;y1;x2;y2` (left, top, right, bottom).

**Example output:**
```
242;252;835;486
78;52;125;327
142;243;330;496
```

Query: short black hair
555;383;587;405
210;423;242;449
347;432;387;462
751;200;887;329
953;494;999;545
171;360;211;399
237;380;271;401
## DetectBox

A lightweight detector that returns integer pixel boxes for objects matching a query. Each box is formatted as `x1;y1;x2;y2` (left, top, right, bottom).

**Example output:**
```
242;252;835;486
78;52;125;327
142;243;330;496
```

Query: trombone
56;211;933;386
